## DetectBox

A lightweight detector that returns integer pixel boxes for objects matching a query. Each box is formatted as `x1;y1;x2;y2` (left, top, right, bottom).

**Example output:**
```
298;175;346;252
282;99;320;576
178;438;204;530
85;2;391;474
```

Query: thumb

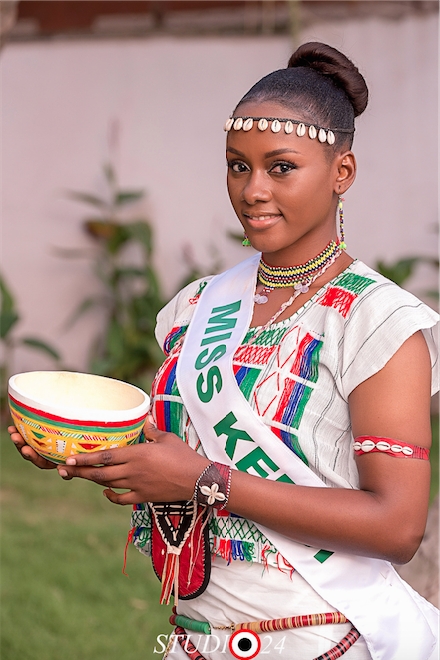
142;414;160;441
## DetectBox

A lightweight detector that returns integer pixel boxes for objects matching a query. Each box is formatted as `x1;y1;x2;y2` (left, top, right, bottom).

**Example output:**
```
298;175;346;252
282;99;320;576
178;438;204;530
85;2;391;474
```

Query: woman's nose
241;171;272;204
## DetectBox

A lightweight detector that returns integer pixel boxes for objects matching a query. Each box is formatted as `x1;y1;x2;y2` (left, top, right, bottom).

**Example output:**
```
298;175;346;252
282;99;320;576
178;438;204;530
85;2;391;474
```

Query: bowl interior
12;371;146;412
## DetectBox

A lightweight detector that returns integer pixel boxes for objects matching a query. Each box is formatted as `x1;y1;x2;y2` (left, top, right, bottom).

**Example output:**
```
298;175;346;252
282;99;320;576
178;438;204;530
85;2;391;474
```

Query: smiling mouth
243;213;283;229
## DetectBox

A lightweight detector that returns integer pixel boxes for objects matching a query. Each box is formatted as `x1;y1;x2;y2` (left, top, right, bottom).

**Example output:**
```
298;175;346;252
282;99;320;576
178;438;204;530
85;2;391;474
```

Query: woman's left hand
56;416;209;505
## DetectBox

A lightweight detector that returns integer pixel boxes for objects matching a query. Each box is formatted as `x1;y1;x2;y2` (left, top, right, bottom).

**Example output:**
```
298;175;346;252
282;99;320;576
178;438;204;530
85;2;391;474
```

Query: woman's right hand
8;425;57;470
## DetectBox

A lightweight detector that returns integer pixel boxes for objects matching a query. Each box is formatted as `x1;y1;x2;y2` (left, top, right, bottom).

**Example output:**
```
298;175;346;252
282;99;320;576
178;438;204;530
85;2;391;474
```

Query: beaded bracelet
353;436;430;460
193;462;232;511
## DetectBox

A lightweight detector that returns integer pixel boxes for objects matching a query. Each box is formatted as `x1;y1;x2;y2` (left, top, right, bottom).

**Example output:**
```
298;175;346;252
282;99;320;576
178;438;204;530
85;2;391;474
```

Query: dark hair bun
288;42;368;117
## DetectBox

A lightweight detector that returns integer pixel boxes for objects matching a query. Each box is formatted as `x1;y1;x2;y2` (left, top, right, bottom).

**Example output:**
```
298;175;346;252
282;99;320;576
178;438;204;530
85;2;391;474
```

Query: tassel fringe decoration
122;528;135;577
212;538;254;564
160;546;181;606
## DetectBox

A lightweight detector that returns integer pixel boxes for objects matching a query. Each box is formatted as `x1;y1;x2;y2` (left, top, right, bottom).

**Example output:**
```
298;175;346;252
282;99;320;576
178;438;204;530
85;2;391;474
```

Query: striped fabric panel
270;427;309;465
233;365;261;401
155;399;184;437
290;333;323;383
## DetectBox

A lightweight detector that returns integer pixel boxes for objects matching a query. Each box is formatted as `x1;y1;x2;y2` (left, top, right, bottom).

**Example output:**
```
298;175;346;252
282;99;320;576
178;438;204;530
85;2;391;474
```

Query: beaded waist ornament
167;606;361;660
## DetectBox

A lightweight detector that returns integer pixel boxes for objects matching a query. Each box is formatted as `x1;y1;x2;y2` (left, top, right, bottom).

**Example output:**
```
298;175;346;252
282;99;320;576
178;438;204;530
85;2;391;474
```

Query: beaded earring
242;233;251;247
338;195;347;250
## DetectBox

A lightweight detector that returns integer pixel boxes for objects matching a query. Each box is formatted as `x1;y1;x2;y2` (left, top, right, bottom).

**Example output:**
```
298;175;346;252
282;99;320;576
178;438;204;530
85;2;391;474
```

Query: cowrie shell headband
224;116;354;145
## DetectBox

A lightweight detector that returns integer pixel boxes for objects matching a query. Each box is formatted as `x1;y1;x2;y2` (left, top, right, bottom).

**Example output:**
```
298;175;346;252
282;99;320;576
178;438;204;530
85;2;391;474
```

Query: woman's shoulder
334;260;439;397
339;260;439;325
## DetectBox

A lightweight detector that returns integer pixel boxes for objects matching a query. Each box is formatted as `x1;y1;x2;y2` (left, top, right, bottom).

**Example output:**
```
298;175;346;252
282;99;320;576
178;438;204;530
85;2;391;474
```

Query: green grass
0;430;172;660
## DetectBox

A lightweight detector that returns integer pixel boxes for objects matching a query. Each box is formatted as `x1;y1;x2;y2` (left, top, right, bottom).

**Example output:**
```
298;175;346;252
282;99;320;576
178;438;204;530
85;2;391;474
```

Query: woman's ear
334;151;357;194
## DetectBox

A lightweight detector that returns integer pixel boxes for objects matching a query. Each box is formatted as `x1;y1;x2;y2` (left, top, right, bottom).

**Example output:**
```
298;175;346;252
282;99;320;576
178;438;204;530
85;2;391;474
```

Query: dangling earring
242;232;251;247
338;195;347;250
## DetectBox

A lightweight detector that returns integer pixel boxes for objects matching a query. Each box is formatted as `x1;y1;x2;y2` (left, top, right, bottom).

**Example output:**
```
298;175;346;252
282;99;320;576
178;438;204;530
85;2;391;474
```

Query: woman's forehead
225;124;323;159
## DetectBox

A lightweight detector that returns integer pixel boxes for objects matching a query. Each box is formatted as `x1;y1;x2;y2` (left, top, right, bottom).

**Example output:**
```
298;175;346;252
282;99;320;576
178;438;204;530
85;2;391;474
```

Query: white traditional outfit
130;256;439;660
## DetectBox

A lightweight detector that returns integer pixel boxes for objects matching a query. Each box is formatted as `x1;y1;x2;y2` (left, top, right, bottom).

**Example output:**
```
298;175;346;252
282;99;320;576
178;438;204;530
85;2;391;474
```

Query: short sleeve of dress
339;263;439;399
155;277;213;354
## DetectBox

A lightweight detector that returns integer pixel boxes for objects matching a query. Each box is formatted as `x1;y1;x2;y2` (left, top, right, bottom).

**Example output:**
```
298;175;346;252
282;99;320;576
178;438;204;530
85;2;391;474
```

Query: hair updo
235;42;368;151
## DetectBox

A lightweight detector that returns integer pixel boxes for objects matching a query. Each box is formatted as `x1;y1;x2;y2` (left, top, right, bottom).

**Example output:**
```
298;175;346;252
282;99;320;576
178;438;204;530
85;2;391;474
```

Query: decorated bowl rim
8;371;150;423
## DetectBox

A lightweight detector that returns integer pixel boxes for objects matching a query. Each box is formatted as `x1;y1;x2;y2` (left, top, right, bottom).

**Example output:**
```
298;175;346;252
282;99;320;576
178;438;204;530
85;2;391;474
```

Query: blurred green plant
57;163;165;391
0;273;61;411
375;256;439;298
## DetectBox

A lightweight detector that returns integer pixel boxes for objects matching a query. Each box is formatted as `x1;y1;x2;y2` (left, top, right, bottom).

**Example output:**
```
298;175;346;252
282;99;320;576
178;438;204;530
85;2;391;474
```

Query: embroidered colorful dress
131;259;438;659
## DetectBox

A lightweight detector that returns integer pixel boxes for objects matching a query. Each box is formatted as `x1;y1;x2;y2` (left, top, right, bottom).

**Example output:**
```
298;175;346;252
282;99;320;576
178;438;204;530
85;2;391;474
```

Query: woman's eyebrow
226;147;246;156
265;148;301;157
226;147;301;157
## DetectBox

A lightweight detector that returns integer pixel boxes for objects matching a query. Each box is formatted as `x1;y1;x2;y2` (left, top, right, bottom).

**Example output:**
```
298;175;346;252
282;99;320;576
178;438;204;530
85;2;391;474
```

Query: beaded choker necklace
249;246;344;344
255;238;344;305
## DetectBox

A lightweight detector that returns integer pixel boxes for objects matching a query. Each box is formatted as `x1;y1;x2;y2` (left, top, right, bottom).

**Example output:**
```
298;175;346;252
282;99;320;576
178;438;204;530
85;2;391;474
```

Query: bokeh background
1;2;438;659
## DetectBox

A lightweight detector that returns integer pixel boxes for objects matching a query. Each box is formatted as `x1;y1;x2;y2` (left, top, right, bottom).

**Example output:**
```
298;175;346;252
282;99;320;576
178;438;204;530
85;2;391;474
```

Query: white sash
176;254;438;660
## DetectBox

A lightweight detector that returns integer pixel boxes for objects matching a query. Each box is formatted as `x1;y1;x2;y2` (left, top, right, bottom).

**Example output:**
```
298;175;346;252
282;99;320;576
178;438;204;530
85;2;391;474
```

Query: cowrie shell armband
353;436;430;460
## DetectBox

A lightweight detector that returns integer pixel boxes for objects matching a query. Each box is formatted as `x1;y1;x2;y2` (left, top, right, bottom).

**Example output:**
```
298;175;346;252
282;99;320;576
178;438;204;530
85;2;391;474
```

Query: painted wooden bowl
8;371;150;464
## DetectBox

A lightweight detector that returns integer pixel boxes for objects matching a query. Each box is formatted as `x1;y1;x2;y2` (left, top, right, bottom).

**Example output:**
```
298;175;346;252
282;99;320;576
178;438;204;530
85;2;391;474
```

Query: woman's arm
23;331;432;564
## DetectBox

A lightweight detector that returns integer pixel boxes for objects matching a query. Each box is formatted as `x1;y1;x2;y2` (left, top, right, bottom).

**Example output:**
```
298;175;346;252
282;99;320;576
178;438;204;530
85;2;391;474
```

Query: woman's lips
243;213;283;230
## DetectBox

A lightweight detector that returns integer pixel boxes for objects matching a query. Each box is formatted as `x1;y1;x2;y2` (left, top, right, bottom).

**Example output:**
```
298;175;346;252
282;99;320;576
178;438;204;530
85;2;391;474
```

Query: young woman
9;43;439;660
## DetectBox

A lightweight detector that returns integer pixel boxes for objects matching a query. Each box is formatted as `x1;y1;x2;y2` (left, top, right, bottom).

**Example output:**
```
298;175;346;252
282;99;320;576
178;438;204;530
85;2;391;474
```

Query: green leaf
0;273;16;315
106;225;131;255
126;222;153;255
376;257;421;287
0;274;19;338
0;311;19;339
103;163;116;187
65;191;108;209
106;321;126;361
20;338;61;361
114;191;145;206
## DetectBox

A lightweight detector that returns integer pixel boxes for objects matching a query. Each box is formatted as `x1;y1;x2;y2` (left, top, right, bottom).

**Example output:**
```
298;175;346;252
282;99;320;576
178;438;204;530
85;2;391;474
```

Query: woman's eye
270;162;296;174
228;161;249;173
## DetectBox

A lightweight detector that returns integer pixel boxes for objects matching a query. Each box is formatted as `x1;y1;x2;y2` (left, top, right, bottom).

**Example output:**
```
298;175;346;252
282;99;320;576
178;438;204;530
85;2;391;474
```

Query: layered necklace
250;238;345;342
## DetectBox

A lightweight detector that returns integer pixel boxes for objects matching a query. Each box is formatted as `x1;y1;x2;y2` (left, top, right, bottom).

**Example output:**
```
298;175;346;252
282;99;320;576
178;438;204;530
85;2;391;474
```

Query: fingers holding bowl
8;425;56;470
57;459;124;485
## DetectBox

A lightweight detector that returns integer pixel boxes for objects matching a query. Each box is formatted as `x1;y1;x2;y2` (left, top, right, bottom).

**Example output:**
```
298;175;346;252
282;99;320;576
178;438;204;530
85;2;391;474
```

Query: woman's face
226;101;353;265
